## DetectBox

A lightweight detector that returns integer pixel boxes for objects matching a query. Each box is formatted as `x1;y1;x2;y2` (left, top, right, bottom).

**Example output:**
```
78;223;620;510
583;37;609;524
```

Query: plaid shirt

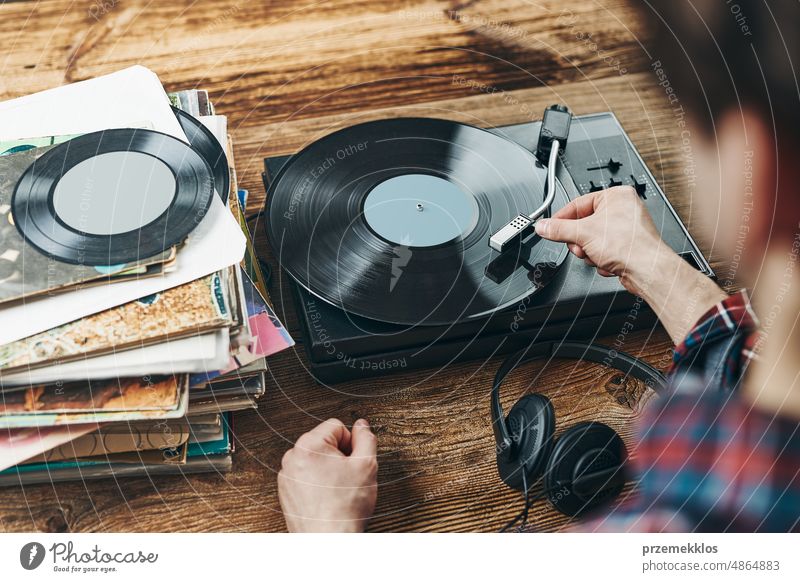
582;290;800;532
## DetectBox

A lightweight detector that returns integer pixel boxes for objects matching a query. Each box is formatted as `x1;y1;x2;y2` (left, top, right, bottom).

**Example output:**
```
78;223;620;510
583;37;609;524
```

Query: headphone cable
500;471;548;532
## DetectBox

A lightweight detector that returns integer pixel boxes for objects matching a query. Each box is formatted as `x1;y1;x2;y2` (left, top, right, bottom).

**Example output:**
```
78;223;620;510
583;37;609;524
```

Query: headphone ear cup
543;421;628;517
496;393;555;492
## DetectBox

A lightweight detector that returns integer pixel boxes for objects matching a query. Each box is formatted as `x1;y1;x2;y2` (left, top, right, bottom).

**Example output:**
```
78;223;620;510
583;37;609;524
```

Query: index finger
551;190;599;220
350;418;377;459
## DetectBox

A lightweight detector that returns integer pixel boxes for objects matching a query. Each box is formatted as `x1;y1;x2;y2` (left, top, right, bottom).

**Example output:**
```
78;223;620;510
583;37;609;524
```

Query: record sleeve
0;271;234;374
26;423;191;463
0;375;189;429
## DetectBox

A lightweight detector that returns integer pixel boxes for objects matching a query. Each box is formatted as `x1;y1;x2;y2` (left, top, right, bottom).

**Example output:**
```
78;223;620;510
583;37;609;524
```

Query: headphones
491;340;667;526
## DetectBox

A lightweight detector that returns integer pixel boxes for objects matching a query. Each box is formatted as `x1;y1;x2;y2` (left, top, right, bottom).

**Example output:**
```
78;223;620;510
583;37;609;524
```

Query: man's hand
535;186;665;292
535;186;726;344
278;418;378;533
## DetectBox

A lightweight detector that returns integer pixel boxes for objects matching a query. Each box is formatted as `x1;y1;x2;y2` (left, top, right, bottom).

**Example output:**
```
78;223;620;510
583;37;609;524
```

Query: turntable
262;109;713;383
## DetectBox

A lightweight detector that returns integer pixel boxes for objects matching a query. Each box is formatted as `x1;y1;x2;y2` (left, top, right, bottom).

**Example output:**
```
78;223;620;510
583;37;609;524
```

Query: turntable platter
266;117;568;326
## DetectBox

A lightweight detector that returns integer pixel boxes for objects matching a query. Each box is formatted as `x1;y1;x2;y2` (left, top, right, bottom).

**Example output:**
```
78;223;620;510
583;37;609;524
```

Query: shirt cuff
671;289;759;371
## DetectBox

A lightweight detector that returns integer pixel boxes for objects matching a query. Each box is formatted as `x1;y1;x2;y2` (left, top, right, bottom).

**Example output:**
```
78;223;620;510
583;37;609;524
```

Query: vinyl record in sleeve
12;128;214;266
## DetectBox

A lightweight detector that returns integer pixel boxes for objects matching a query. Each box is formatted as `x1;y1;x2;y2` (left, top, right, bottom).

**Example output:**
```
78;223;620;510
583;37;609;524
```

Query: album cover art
168;89;213;117
0;133;76;154
28;432;191;464
227;137;270;298
0;414;231;486
188;269;292;387
0;375;190;429
0;375;182;415
0;384;189;429
72;443;189;465
0;423;98;471
0;271;233;373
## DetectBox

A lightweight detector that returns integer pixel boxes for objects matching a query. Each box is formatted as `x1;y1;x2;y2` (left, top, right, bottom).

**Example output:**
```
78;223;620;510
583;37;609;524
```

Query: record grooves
267;117;569;326
172;106;230;204
12;128;214;267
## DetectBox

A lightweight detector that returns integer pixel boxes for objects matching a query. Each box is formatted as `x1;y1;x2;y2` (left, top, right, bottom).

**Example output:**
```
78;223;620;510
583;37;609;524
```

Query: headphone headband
491;340;667;460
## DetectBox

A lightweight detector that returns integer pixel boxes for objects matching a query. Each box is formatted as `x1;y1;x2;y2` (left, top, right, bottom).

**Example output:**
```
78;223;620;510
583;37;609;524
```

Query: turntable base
263;113;713;383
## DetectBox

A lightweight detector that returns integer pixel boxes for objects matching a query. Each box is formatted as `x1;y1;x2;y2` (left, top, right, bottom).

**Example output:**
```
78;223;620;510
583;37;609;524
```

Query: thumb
535;217;586;245
350;418;377;459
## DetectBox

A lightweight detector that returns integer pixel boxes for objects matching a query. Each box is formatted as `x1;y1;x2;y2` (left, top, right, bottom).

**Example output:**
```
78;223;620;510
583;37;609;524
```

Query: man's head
634;0;798;280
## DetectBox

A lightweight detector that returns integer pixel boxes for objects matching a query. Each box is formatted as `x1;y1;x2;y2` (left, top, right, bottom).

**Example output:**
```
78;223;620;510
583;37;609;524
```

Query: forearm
622;246;726;345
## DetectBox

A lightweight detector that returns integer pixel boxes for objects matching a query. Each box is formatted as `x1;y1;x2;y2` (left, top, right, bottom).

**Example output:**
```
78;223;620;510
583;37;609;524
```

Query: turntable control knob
630;175;647;199
587;157;622;173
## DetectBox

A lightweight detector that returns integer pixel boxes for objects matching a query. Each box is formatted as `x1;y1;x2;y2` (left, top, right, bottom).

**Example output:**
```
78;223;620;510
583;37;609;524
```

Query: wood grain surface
0;0;728;532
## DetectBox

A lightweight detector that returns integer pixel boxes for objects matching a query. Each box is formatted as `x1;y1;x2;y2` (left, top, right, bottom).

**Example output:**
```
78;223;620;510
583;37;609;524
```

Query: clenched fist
278;418;378;533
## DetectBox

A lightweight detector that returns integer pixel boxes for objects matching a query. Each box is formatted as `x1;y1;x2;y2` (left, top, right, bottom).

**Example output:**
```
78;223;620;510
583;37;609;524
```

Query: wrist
288;515;368;533
622;245;726;344
620;243;676;298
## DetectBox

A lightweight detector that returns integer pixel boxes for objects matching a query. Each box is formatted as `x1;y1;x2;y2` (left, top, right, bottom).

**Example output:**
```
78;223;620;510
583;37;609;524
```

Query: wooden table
0;0;726;532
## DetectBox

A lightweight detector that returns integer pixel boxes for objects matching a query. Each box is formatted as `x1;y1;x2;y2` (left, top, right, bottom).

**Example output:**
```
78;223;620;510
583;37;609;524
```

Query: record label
363;174;480;247
52;151;176;236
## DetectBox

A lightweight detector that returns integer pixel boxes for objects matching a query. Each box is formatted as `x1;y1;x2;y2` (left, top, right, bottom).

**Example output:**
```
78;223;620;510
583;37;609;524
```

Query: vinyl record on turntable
266;117;569;326
12;128;214;266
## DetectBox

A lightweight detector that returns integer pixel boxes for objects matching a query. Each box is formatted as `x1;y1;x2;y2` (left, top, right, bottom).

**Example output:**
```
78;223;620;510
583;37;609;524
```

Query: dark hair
635;0;798;138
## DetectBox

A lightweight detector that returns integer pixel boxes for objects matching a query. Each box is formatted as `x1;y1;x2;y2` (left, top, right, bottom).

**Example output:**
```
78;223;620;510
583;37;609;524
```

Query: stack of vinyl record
0;67;293;485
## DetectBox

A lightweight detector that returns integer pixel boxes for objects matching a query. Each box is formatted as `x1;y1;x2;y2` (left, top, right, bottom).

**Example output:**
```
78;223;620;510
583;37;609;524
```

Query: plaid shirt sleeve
580;290;800;532
669;289;760;392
